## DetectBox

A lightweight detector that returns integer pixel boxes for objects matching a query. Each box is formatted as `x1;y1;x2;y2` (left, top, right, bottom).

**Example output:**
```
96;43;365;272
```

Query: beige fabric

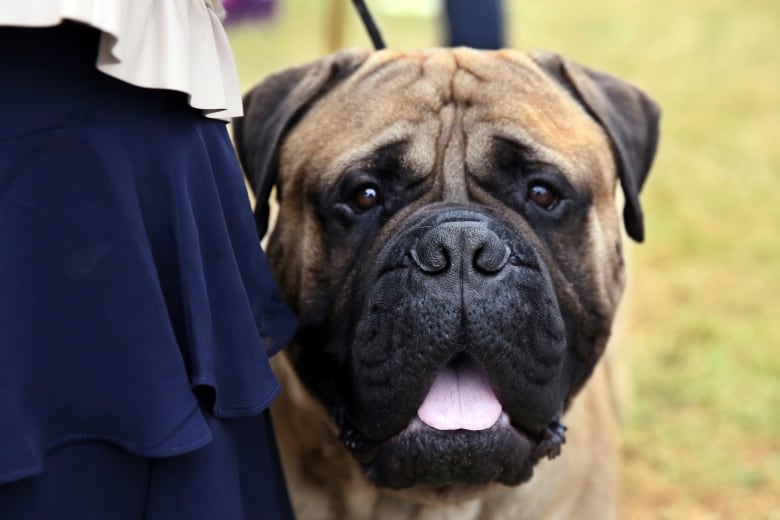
0;0;241;120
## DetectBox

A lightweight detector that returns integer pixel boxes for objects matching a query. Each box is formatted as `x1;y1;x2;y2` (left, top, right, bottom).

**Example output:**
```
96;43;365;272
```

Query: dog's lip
339;352;568;464
408;412;511;435
339;407;565;467
403;413;522;444
339;412;518;464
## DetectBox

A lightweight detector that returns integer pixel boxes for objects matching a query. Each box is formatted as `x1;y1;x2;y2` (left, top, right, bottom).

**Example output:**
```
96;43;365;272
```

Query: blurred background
224;0;780;517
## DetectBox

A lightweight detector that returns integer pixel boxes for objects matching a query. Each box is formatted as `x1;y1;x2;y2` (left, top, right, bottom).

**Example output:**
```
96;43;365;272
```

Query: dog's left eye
527;182;560;210
351;184;382;211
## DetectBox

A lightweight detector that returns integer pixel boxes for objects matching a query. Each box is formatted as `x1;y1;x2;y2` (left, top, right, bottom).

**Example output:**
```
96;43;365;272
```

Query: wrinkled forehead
282;48;614;187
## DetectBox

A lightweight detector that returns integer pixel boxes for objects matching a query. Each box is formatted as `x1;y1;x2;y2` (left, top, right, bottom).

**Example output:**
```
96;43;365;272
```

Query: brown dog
234;48;659;519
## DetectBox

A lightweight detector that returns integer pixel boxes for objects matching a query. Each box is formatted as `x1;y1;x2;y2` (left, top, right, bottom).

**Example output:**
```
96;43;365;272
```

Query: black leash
351;0;386;50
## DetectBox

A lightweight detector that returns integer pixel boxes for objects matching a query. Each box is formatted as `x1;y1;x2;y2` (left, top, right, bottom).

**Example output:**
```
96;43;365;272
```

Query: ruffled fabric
0;409;294;519
0;0;242;119
0;22;296;488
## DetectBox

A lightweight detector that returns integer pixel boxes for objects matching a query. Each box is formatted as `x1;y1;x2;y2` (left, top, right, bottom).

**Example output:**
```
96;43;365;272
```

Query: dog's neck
270;352;622;520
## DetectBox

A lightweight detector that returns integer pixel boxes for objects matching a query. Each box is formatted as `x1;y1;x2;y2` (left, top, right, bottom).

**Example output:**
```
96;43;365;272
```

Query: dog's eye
351;184;381;211
527;182;559;210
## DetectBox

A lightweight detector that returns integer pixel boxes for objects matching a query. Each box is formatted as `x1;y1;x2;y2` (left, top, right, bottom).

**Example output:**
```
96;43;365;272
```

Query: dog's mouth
416;354;503;432
337;354;567;489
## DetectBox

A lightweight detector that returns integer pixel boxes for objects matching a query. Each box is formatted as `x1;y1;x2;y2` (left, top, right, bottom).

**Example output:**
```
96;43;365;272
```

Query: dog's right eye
350;184;382;211
527;182;560;210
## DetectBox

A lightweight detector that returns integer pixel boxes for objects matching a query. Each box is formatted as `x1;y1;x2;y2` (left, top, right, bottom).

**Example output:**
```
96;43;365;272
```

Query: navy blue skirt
0;22;297;518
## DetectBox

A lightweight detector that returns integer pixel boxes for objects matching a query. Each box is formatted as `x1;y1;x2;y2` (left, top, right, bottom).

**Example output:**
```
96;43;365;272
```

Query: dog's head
235;48;659;495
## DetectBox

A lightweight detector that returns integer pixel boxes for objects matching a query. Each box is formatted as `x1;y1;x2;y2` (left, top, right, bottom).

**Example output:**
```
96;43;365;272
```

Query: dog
234;47;659;519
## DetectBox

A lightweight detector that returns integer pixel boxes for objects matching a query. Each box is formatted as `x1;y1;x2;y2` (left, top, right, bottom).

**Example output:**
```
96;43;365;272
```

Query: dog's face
235;48;658;496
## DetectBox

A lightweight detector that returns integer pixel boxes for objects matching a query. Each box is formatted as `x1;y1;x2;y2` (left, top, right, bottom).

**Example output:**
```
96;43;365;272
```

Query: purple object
222;0;277;25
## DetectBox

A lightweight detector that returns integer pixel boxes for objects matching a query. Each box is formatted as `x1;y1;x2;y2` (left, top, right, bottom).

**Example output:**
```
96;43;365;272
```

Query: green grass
227;1;780;516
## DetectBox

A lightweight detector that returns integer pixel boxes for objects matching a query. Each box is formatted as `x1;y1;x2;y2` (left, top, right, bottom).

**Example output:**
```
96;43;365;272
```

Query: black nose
410;221;510;276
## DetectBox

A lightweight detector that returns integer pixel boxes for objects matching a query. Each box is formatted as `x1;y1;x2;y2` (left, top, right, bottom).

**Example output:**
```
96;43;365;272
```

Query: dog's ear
531;52;661;243
233;49;370;238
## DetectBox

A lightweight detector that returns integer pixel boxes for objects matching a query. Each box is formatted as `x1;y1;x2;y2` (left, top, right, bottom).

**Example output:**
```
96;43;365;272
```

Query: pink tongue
417;357;503;431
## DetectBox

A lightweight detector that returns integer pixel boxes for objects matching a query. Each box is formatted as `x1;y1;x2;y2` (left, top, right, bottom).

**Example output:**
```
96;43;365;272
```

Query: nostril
410;246;449;274
473;243;511;274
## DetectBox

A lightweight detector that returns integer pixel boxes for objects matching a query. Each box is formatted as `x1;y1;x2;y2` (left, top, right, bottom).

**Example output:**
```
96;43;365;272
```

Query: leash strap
351;0;385;49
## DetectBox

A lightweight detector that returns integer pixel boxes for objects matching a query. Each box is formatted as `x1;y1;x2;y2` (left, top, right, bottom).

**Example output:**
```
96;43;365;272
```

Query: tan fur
268;49;622;317
236;47;659;520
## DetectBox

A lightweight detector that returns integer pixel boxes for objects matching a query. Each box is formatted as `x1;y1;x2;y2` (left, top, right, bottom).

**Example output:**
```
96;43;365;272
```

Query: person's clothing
444;0;505;49
0;0;241;119
222;0;277;25
0;20;296;519
0;407;293;519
